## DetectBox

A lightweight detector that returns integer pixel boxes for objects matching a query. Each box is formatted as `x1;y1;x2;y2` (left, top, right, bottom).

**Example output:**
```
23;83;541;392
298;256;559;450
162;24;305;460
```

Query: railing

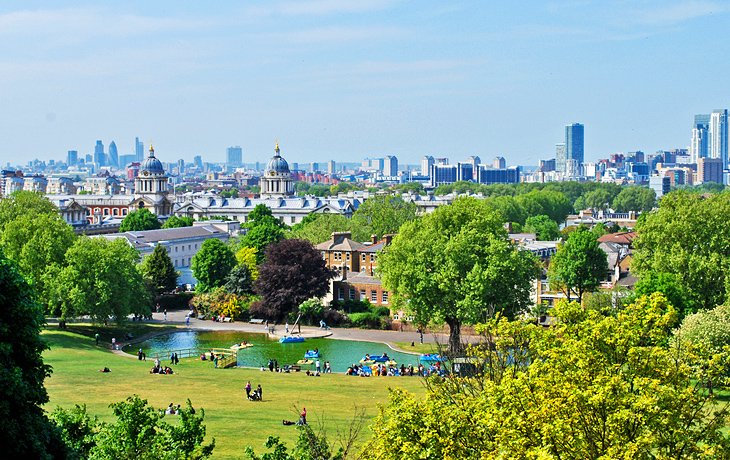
148;347;238;368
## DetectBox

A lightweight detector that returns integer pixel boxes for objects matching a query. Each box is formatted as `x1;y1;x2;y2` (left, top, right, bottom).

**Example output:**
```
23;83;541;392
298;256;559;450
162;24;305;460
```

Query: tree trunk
445;317;463;355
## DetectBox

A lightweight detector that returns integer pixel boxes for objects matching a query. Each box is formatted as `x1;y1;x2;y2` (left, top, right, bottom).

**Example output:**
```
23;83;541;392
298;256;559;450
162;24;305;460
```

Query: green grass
392;341;441;355
43;328;426;459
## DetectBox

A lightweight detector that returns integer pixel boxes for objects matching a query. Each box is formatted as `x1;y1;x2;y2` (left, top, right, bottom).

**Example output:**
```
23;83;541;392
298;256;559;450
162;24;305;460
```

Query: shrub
322;308;349;327
348;312;381;329
332;299;371;313
373;306;391;317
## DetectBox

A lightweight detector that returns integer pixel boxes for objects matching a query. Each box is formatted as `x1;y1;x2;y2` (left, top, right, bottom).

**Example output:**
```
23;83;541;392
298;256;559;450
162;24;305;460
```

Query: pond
136;330;421;373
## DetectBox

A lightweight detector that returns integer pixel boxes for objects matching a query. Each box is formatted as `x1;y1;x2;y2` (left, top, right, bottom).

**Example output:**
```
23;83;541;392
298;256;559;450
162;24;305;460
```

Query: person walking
95;333;100;345
245;381;252;400
256;384;263;401
163;309;168;321
185;315;190;327
315;359;321;373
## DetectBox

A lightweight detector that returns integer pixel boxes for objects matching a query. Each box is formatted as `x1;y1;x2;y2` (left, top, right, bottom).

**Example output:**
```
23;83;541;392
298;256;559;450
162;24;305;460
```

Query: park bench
222;317;232;323
249;318;265;324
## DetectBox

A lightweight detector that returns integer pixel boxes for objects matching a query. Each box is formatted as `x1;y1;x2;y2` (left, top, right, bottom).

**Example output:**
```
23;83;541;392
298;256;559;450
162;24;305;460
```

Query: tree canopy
191;239;236;292
119;208;161;232
224;263;254;296
350;195;417;241
162;216;194;229
140;244;178;296
363;294;730;459
548;226;607;303
612;185;656;212
252;239;334;322
523;214;560;240
0;249;64;458
240;204;286;263
287;213;353;244
378;197;540;353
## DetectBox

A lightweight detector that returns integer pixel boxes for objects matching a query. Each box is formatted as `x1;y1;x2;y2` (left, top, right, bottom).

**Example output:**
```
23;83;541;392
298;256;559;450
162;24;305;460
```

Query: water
138;330;421;373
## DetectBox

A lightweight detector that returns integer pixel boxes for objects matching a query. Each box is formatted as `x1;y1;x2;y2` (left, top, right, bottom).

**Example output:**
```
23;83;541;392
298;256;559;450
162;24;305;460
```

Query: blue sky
1;0;728;167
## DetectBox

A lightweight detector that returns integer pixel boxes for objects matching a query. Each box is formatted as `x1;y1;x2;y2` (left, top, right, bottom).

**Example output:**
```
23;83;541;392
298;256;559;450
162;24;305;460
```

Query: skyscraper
565;123;584;176
226;146;243;168
67;150;78;166
327;160;336;174
709;109;728;168
194;155;203;170
384;155;398;177
690;114;710;163
108;141;118;167
135;137;144;162
493;156;506;169
555;143;566;174
94;140;105;166
421;155;434;177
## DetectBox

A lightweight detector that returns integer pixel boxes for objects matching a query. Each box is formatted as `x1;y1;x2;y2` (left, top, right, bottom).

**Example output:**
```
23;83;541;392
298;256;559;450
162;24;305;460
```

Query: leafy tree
632;271;695;316
378;197;540;353
632;190;730;312
578;188;614;210
120;208;161;232
364;294;730;459
219;188;239;198
677;304;730;357
523;214;559;240
0;190;58;231
224;264;253;296
287;213;352;244
162;216;194;228
235;246;259;280
0;249;65;458
240;204;286;263
392;182;425;194
485;195;526;225
45;237;151;322
612;186;656;212
191;239;236;292
140;244;178;296
515;189;572;223
548;226;607;304
62;396;215;459
350;195;417;241
252;239;334;322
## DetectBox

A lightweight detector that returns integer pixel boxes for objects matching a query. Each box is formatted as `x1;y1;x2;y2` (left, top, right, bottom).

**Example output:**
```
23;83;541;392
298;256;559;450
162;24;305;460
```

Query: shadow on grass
43;323;176;351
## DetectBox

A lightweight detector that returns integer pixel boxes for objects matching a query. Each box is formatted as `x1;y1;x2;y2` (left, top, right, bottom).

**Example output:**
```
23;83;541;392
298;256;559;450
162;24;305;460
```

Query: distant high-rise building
291;162;299;171
691;114;711;163
465;156;480;181
565;123;584;175
67;150;78;166
698;157;723;184
135;137;144;162
421;156;434;177
555;143;566;175
85;153;92;164
226;146;243;168
193;155;203;170
177;159;185;175
383;155;398;177
94;140;105;166
108;141;118;167
650;175;671;197
310;162;320;173
327;160;336;174
709;109;728;168
493;156;506;169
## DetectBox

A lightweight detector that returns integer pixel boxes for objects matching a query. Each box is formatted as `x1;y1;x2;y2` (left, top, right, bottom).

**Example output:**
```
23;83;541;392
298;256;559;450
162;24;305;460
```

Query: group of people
165;403;181;415
346;363;428;377
169;352;180;365
136;348;147;361
244;381;263;401
150;357;174;375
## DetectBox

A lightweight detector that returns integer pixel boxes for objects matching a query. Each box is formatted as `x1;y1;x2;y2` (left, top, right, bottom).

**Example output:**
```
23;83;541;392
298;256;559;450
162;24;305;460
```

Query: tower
94;140;105;166
565;123;584;177
108;141;118;168
135;137;144;162
421;156;434;177
260;142;295;198
710;109;728;168
691;114;710;163
133;146;173;215
384;155;398;177
226;146;243;168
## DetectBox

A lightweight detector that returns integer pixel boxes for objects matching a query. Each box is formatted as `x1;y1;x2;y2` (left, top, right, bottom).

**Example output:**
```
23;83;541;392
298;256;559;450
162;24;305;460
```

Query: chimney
383;234;394;246
371;234;378;244
332;231;352;245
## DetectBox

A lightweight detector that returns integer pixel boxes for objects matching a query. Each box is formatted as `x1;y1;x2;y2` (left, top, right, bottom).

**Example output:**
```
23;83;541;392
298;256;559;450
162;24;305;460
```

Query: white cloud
244;0;397;17
631;0;729;26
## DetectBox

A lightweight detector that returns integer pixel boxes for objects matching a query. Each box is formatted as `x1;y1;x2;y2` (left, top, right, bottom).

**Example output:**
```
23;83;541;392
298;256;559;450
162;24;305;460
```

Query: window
290;216;296;223
188;245;191;250
103;208;109;216
382;291;389;304
334;252;342;261
360;290;366;301
175;246;178;252
361;253;366;262
338;287;344;300
392;314;399;320
346;252;350;261
370;254;376;262
349;287;356;299
371;290;377;302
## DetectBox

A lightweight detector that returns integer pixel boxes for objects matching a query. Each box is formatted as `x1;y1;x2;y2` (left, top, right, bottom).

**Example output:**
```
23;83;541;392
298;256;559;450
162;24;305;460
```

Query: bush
348;312;382;329
373;306;391;317
332;299;371;313
156;293;194;310
322;308;349;327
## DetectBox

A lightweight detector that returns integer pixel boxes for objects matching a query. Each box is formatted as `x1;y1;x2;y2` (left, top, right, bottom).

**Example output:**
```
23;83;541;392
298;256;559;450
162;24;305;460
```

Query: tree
45;237;151;322
224;264;253;296
363;294;730;459
55;396;215;459
0;249;65;458
0;190;58;231
612;186;656;212
252;239;334;322
240;204;286;263
378;197;540;353
191;239;236;292
287;213;352;244
162;216;194;228
141;244;178;296
632;271;695;316
350;195;417;241
632;190;730;312
235;247;259;280
523;214;559;240
580;188;614;210
548;226;607;304
120;208;161;232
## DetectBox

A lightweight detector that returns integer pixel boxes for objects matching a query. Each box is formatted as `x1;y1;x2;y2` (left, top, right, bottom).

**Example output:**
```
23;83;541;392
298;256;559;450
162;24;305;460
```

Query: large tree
632;190;730;313
224;264;254;296
378;197;540;353
45;237;151;322
240;204;285;263
191;239;236;292
0;190;59;230
612;185;656;213
252;239;334;322
120;208;161;232
0;250;65;458
287;213;352;244
140;244;178;296
363;294;730;459
162;215;194;228
548;226;607;304
523;214;560;241
350;195;417;241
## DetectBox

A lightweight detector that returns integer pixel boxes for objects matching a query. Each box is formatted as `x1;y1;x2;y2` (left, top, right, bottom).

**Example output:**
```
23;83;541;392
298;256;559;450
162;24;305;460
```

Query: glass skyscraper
710;109;728;168
565;123;584;176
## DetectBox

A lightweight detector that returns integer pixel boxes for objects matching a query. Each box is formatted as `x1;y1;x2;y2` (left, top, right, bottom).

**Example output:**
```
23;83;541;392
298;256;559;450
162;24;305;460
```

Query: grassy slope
43;328;426;459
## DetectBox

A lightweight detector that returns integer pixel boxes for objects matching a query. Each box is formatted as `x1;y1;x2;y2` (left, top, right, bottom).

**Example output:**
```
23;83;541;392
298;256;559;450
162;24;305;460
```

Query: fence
148;347;238;368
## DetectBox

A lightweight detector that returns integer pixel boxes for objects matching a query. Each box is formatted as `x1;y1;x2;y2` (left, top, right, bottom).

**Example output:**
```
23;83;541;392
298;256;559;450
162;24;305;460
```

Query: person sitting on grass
98;367;111;373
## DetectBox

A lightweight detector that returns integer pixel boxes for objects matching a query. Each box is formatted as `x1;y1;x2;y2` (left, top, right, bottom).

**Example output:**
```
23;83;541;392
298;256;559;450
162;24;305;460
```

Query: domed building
260;142;295;198
131;146;174;216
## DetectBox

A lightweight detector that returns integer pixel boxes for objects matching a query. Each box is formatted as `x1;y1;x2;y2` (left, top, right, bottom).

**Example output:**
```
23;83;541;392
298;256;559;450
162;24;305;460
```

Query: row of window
327;251;377;263
337;287;389;304
87;207;129;217
174;257;192;268
172;243;199;253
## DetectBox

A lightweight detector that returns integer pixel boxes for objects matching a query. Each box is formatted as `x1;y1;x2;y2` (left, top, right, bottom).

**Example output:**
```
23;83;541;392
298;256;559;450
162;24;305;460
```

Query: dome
141;146;165;174
266;143;290;174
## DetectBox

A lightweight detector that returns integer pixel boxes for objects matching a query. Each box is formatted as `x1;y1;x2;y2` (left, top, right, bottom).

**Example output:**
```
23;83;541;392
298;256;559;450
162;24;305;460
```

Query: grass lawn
42;327;426;459
392;341;441;355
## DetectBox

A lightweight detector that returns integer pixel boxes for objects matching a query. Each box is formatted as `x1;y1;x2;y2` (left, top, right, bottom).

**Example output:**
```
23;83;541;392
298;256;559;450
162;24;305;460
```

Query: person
274;359;279;372
256;384;263;401
99;367;111;373
325;361;331;373
164;309;168;321
95;333;100;345
138;348;143;360
111;337;116;349
285;322;289;334
245;381;252;399
156;303;160;313
299;407;307;425
213;355;219;368
268;359;274;372
185;315;190;327
166;403;175;415
315;359;321;373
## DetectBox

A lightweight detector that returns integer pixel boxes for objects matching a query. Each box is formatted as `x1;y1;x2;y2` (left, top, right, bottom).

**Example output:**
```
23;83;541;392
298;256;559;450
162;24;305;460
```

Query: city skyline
1;1;729;166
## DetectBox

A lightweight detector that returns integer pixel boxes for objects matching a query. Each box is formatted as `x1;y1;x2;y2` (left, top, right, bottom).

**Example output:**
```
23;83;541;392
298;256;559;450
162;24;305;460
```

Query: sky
1;0;729;167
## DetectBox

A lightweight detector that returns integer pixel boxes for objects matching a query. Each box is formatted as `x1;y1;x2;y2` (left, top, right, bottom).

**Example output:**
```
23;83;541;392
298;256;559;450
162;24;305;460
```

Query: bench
223;317;232;323
249;318;265;324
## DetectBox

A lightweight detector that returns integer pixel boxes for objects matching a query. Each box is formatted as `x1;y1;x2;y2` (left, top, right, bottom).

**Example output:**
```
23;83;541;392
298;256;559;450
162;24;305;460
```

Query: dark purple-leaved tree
252;239;334;323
